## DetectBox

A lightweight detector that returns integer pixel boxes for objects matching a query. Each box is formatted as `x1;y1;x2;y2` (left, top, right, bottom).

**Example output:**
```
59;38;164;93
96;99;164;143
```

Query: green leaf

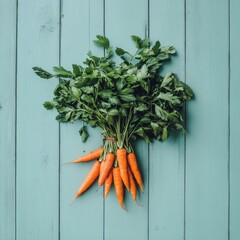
53;66;73;78
156;92;180;105
151;122;161;137
99;89;113;98
93;35;110;49
120;94;136;102
71;86;81;99
131;35;142;48
155;105;168;121
33;67;54;79
162;127;168;141
137;64;148;80
115;47;127;56
81;94;94;104
72;64;82;77
161;46;176;54
109;96;120;105
135;103;148;112
120;88;134;95
161;72;173;88
79;126;89;143
152;41;161;54
141;38;150;48
65;111;72;121
116;80;126;91
81;86;94;94
108;109;119;116
43;101;55;110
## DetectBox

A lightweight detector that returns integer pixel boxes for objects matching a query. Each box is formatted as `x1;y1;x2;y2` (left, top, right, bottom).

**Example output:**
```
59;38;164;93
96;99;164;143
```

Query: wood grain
230;0;240;239
16;0;60;239
185;0;229;239
0;0;17;239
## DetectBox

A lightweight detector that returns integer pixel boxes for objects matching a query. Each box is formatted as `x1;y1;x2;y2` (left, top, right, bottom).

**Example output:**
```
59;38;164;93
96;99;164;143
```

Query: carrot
104;170;113;198
98;153;114;186
71;161;100;203
116;148;129;190
127;152;144;192
69;147;103;163
128;167;137;203
100;160;106;176
113;167;124;209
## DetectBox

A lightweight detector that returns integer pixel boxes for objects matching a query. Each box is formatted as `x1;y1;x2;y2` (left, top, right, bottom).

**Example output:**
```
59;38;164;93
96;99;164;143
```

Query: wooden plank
59;0;104;239
16;0;60;239
104;1;149;239
149;0;185;239
185;0;229;239
230;0;240;239
0;0;16;239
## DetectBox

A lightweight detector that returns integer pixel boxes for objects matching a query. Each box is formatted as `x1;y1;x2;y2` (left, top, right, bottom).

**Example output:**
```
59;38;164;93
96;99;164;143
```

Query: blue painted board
16;0;60;239
0;0;17;239
60;0;104;239
149;0;185;239
230;0;240;239
185;0;229;239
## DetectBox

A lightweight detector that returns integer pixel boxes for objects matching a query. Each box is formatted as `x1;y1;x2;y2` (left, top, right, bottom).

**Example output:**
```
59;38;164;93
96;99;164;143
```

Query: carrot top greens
33;35;193;147
33;35;193;208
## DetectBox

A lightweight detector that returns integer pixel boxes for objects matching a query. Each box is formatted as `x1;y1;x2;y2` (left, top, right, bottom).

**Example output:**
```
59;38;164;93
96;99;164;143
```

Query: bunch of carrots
34;35;193;210
69;139;143;209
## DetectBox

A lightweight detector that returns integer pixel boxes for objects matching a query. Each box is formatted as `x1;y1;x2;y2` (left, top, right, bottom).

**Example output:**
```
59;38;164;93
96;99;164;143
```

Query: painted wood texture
0;0;239;240
0;0;16;239
16;0;60;239
185;0;229;239
230;0;240;239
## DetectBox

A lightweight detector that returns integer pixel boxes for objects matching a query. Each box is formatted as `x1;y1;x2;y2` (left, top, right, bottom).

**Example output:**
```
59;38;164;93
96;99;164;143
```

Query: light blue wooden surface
149;0;185;239
0;0;239;240
186;0;229;239
16;0;60;239
230;0;240;239
0;0;16;239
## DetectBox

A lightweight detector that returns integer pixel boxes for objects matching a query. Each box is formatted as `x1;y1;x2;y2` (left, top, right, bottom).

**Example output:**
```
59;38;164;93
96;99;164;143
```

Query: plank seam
103;1;106;239
227;0;231;239
15;0;19;239
147;1;150;239
58;0;63;239
183;0;187;240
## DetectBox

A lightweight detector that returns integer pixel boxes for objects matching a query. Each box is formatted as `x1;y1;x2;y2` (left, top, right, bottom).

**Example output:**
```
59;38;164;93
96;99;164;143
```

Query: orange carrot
128;167;137;203
71;161;100;203
104;170;113;198
127;152;144;192
70;147;103;163
100;160;106;176
113;167;124;208
98;153;114;186
116;148;129;190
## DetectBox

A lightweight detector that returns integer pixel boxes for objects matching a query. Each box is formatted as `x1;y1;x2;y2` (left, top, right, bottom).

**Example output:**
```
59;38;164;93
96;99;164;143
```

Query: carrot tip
69;196;78;205
140;185;144;193
121;204;127;211
63;161;74;164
